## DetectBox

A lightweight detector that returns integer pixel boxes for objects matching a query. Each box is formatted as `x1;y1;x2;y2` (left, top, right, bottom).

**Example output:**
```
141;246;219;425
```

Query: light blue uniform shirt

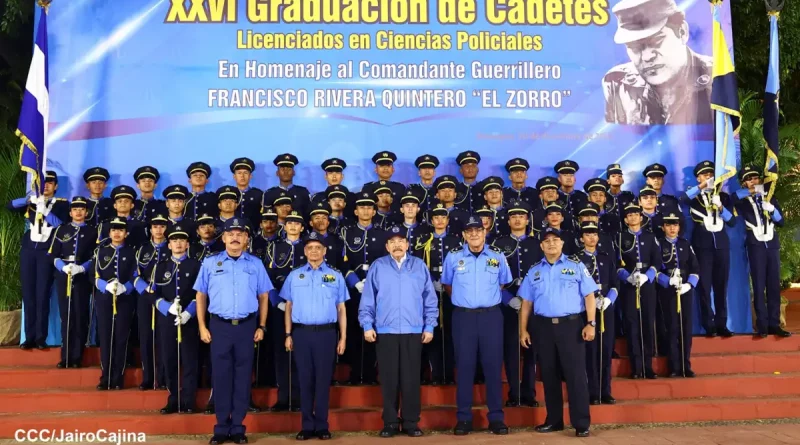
358;254;439;334
519;254;599;317
281;262;349;325
441;244;512;309
193;251;273;319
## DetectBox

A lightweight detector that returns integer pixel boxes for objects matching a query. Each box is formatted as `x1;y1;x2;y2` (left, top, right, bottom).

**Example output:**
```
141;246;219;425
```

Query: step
615;334;800;356
2;396;799;437
4;351;800;390
1;372;797;414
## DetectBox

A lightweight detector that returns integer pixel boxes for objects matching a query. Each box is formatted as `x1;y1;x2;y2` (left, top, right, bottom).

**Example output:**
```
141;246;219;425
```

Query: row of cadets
132;166;166;223
150;223;203;413
340;192;388;385
655;209;699;378
735;165;790;337
616;202;661;379
264;210;306;411
494;200;542;407
423;175;469;234
7;170;70;349
578;221;618;405
50;197;97;366
411;202;462;384
92;217;139;390
133;214;171;390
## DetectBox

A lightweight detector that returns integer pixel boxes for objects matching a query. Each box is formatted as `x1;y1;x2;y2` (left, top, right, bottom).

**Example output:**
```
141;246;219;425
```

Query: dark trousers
137;295;164;388
422;290;454;382
452;306;504;423
269;307;299;406
96;292;135;387
533;314;590;431
586;306;615;399
655;289;668;357
55;272;89;365
376;333;423;429
622;282;656;375
294;327;337;431
345;293;377;383
20;247;54;343
159;314;199;409
254;335;276;387
209;314;256;437
660;287;693;374
695;247;730;331
501;305;536;402
747;245;781;333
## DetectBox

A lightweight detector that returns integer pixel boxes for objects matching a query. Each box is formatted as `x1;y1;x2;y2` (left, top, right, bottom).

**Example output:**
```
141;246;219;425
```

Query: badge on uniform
583;268;591;277
561;268;575;275
299;273;305;279
217;261;223;266
486;258;499;268
165;271;172;279
323;274;336;283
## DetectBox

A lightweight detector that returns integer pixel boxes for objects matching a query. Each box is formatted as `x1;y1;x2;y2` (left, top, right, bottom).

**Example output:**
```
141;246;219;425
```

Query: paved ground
131;421;800;444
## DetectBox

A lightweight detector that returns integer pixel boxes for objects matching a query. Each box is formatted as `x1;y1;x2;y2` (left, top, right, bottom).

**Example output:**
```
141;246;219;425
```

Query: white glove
355;279;365;293
433;281;443;293
114;282;127;295
711;194;722;207
763;201;775;213
174;311;191;326
277;302;286;312
669;276;681;288
509;296;522;311
62;265;72;274
168;299;181;316
597;296;611;312
637;274;649;287
680;283;692;295
704;176;715;190
626;272;639;285
69;264;85;275
105;281;117;294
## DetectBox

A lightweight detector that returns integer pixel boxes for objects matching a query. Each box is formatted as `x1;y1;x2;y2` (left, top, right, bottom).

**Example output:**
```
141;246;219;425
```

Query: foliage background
0;0;798;309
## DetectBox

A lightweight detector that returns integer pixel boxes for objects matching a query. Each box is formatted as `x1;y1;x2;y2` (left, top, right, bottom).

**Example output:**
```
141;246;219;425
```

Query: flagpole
763;0;783;202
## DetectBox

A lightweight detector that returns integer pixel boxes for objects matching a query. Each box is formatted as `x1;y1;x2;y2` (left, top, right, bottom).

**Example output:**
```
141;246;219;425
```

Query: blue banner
28;0;753;340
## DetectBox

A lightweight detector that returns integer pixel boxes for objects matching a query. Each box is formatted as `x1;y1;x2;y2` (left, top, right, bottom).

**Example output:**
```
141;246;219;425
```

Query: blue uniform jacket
441;244;512;309
358;254;439;334
193;251;273;319
281;262;349;325
519;254;599;317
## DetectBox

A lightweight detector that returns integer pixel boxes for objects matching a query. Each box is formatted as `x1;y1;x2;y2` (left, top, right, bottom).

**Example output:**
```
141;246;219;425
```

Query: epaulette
488;245;502;253
55;197;67;201
449;246;462;253
567;254;581;263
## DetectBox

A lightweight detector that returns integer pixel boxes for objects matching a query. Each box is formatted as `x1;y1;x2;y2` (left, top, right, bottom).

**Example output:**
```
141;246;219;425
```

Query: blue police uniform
359;244;438;434
283;250;348;436
132;167;166;223
151;233;202;413
503;158;538;209
83;167;114;227
441;229;511;430
7;174;69;348
408;154;440;215
194;220;273;439
185;162;219;219
91;218;139;389
49;198;97;366
519;248;597;433
734;186;787;336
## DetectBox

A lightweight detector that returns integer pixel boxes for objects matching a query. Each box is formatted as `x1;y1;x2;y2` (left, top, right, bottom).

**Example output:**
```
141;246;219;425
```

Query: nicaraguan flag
16;10;49;195
763;12;780;200
710;0;740;187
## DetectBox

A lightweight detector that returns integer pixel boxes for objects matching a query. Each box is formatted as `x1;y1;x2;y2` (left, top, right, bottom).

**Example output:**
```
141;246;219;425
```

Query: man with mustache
603;0;712;125
359;225;438;438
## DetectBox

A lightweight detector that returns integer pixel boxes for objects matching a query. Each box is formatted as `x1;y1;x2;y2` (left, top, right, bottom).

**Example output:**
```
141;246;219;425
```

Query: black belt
212;313;255;326
454;304;500;313
293;323;337;331
535;313;584;324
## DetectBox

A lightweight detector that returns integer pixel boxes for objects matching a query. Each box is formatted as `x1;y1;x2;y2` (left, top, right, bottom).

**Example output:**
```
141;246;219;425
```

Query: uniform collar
172;254;187;262
286;237;302;246
357;222;373;230
419;182;432;189
403;222;417;229
511;233;527;241
303;262;327;272
583;249;597;257
200;239;216;246
71;221;86;228
541;253;568;266
223;251;248;261
278;184;295;191
169;216;184;222
627;227;643;236
463;244;488;257
463;180;477;186
433;230;448;239
152;240;166;248
313;230;329;238
111;243;126;250
665;236;678;244
643;210;658;217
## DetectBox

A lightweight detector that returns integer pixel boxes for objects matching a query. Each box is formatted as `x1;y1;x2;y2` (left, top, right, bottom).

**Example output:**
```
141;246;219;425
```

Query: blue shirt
441;244;512;309
358;254;439;334
280;262;349;325
194;251;273;319
519;254;599;317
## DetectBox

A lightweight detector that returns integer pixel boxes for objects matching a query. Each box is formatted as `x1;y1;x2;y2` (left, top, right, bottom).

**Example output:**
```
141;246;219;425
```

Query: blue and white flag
16;7;49;195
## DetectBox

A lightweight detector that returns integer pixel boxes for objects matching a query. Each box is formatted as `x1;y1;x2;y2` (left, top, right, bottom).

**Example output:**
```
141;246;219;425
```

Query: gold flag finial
38;0;52;13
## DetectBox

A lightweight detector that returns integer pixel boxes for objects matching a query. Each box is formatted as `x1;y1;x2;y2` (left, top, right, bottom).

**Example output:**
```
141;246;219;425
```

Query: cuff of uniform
54;258;66;271
423;325;434;334
688;274;699;288
11;197;27;208
123;282;134;295
363;324;375;333
186;301;197;316
735;189;750;199
268;289;283;307
156;299;171;316
345;273;360;288
646;268;656;283
134;278;148;294
656;272;670;288
607;288;618;305
96;279;108;292
617;268;630;282
44;213;62;227
773;208;783;222
685;186;701;200
721;207;733;222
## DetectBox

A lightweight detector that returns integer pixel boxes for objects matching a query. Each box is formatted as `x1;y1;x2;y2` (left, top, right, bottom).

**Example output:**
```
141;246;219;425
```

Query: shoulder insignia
568;254;581;263
488;245;502;253
450;246;462;253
